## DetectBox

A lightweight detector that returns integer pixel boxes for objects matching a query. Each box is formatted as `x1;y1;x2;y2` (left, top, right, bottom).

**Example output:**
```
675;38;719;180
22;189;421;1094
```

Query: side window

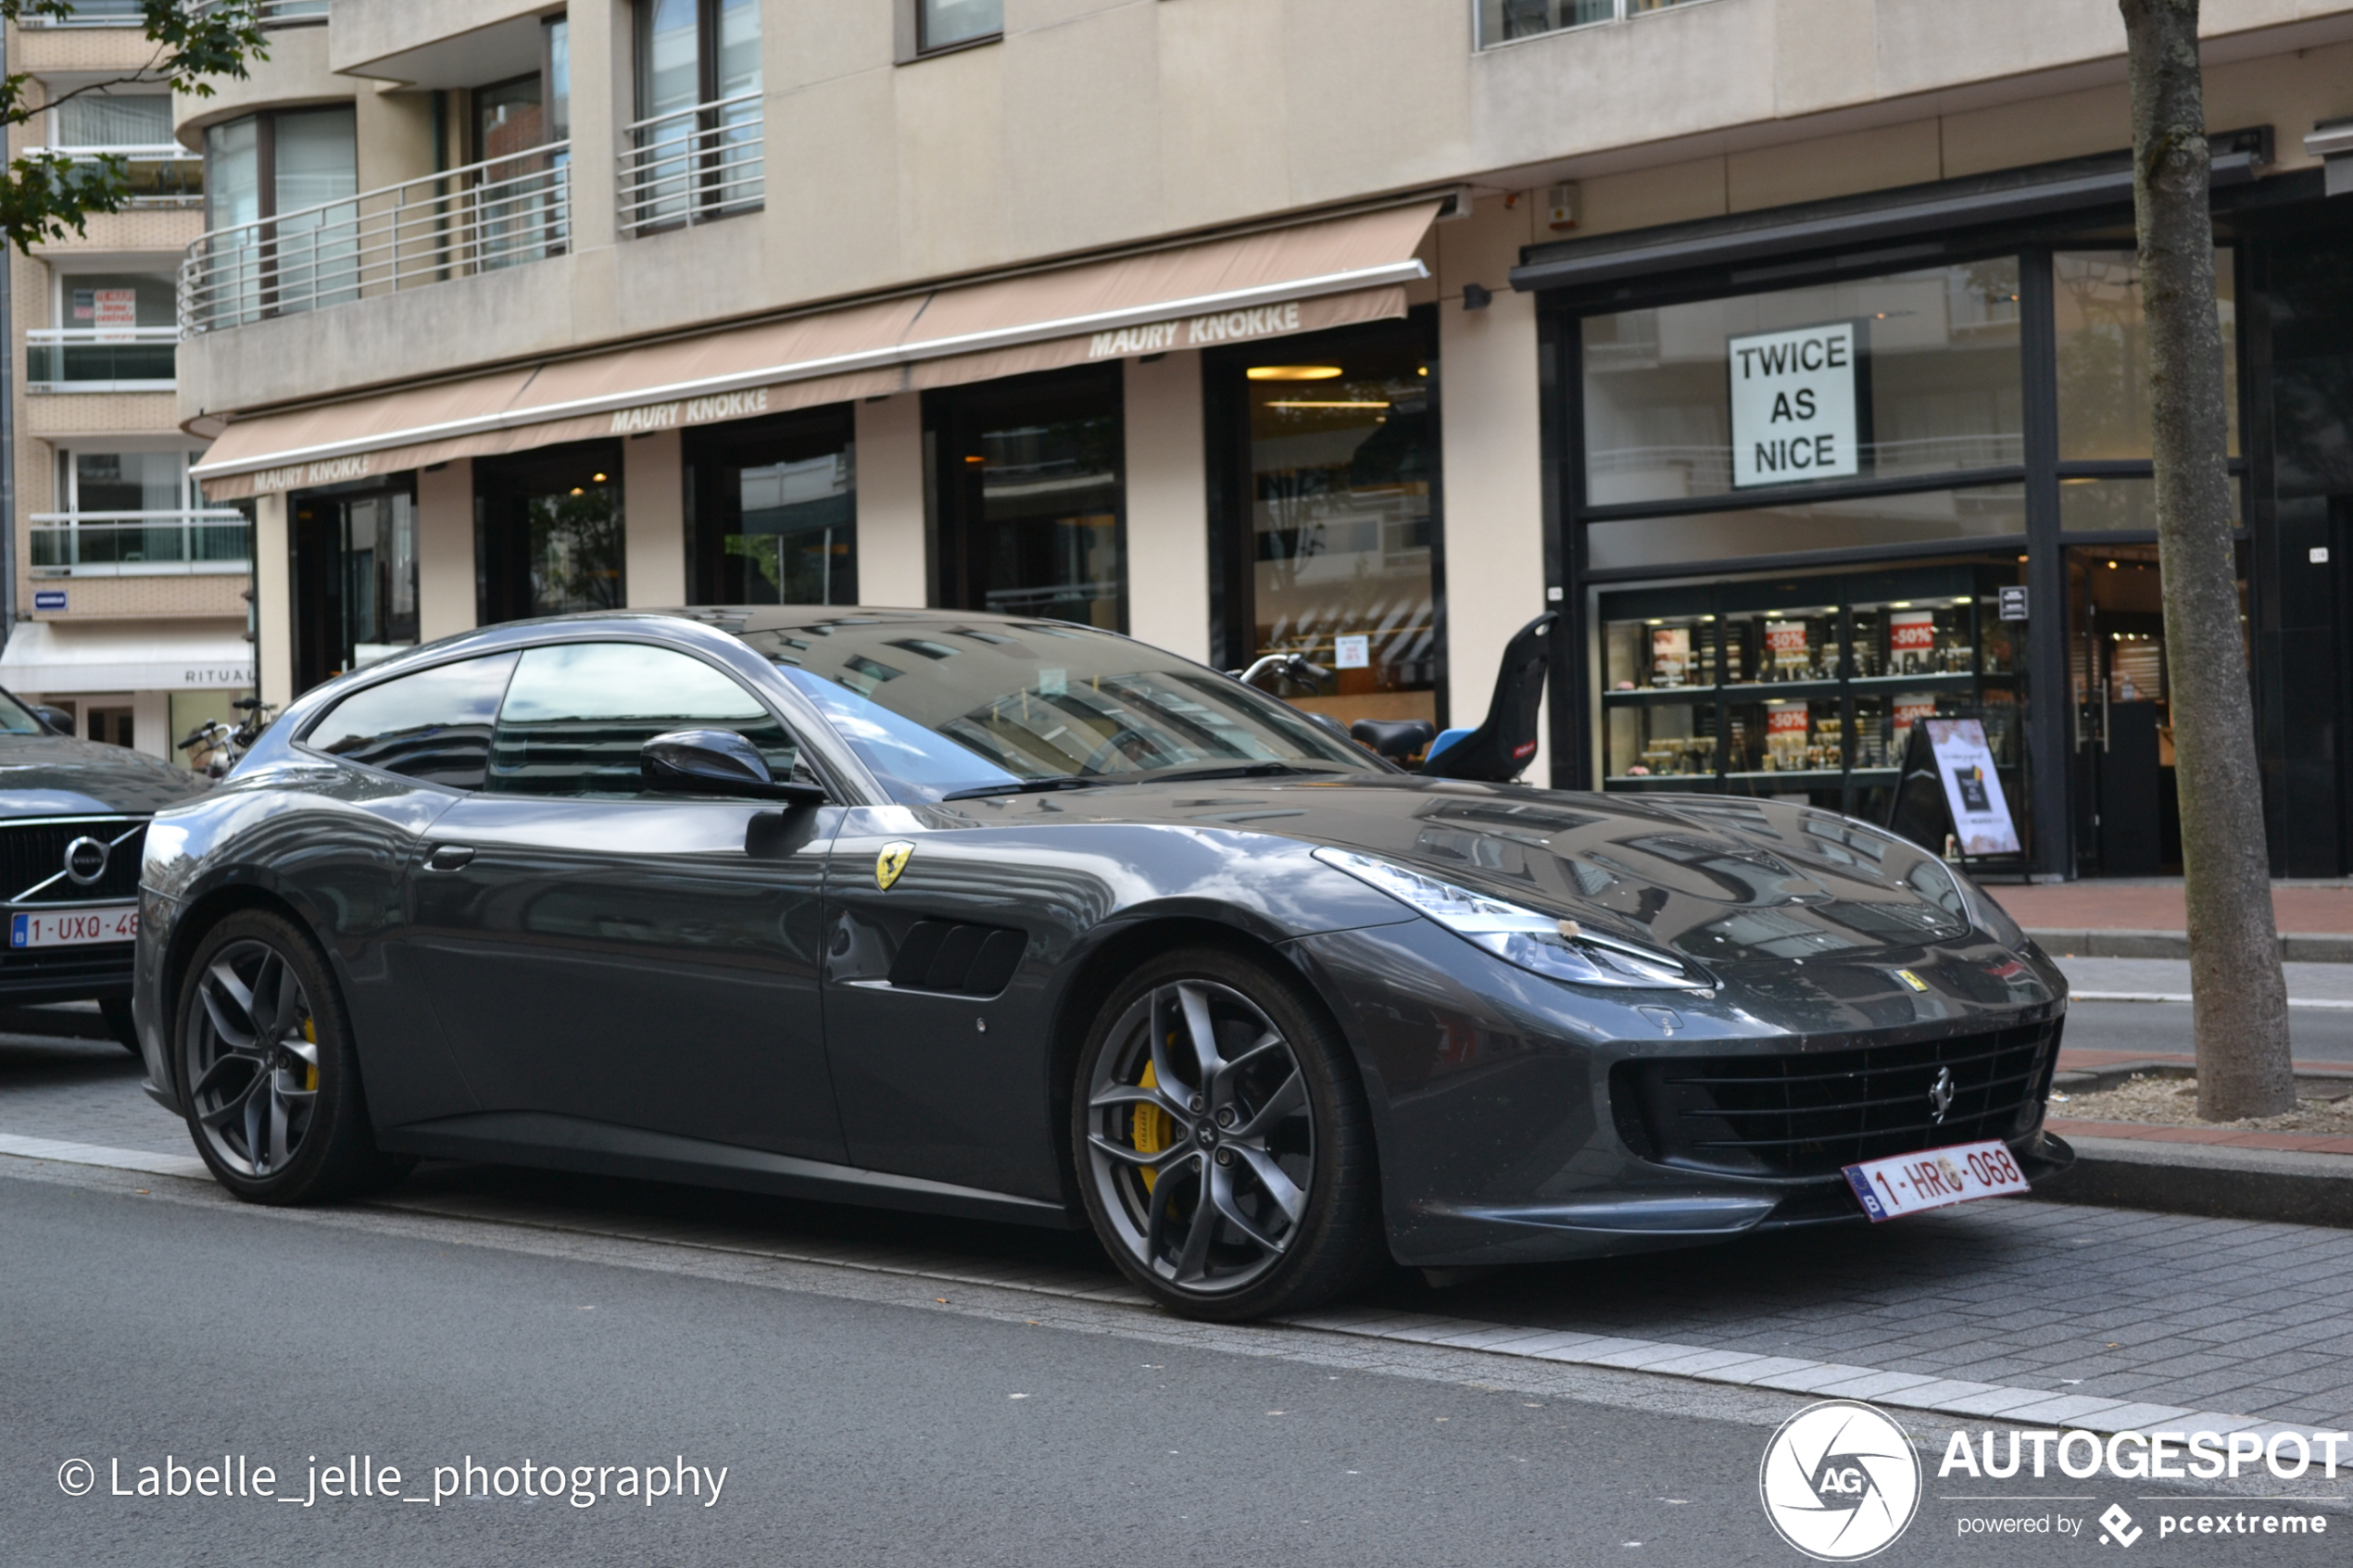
306;652;520;789
487;643;799;797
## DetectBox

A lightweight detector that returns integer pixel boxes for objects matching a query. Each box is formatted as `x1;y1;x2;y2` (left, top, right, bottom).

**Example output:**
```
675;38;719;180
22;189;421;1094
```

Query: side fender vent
887;921;1027;997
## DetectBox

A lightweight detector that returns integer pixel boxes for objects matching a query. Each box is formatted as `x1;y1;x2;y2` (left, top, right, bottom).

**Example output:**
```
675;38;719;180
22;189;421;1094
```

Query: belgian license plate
1844;1139;2028;1222
10;906;138;949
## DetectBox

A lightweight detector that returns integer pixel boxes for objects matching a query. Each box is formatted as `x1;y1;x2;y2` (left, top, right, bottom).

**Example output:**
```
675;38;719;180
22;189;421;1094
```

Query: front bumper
0;941;133;1006
1287;920;2072;1268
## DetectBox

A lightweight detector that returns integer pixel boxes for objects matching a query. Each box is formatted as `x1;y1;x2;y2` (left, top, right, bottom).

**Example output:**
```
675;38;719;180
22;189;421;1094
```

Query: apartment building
170;0;2353;879
1;0;258;763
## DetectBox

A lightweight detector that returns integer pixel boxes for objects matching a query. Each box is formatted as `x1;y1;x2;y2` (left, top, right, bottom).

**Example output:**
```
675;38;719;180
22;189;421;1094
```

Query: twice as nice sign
1729;321;1860;487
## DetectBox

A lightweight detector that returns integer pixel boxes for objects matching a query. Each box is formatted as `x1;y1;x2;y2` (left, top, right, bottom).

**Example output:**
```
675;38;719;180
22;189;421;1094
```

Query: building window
686;408;857;606
44;93;200;201
29;271;177;390
624;0;762;232
199;106;359;322
919;0;1002;52
1476;0;1710;47
475;444;627;628
35;448;247;577
1208;313;1443;729
930;368;1125;630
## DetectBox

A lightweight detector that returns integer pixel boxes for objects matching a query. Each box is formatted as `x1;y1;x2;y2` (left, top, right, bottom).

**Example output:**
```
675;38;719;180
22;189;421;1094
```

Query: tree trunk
2119;0;2294;1119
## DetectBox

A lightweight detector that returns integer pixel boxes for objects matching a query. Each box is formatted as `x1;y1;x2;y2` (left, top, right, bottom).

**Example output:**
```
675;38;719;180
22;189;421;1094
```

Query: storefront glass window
688;409;856;605
933;370;1123;630
2057;474;2243;534
1581;258;2022;505
475;444;626;627
2055;249;2237;459
1228;323;1439;728
293;483;419;692
1585;483;2025;572
1597;559;2024;820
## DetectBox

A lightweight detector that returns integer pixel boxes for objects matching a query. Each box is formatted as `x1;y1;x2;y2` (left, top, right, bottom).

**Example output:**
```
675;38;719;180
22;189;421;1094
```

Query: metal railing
26;328;178;390
25;144;202;202
30;511;252;576
618;92;763;237
188;0;330;26
19;1;145;26
181;141;570;333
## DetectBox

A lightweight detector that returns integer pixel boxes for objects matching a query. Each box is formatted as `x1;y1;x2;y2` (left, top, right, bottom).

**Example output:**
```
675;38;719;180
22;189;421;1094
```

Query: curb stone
2035;1135;2353;1229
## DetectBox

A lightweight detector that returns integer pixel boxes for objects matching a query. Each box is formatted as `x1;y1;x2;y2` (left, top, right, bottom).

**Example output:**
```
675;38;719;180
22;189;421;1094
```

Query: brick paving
8;1022;2352;1432
1992;880;2353;935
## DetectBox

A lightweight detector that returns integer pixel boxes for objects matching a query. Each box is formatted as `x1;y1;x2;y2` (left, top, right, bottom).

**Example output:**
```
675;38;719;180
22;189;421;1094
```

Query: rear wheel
175;909;389;1205
1074;947;1382;1321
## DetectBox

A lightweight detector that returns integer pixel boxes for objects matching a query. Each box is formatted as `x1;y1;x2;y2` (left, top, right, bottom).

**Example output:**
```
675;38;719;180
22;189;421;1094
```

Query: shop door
290;487;419;695
2070;546;2173;876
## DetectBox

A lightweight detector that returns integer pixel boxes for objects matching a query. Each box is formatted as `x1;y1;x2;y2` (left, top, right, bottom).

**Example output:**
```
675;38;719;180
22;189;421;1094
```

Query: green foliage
1;0;268;252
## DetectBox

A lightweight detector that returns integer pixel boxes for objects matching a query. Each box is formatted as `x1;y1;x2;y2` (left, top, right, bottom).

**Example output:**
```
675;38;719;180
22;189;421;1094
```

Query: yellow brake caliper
301;1018;319;1092
1133;1060;1165;1193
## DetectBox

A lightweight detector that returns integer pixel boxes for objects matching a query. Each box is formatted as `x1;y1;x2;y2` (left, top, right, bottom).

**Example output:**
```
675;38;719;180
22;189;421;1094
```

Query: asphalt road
5;1171;2340;1568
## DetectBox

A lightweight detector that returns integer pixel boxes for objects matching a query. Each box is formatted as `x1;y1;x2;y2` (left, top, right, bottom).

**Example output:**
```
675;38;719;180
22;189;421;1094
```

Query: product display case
1596;562;2026;818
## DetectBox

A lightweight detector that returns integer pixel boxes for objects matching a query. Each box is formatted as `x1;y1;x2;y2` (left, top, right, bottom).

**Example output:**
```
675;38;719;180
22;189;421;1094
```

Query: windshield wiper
940;777;1112;801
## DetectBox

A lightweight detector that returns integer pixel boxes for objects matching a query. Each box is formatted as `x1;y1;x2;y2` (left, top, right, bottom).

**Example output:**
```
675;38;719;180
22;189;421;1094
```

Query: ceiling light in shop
2108;560;2120;569
592;472;608;483
1890;601;1912;608
1265;400;1390;410
569;487;584;496
1248;365;1344;381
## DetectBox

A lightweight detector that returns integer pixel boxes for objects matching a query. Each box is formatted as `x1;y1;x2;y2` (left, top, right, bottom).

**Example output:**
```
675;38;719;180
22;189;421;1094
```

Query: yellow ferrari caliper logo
875;841;915;891
1894;969;1929;993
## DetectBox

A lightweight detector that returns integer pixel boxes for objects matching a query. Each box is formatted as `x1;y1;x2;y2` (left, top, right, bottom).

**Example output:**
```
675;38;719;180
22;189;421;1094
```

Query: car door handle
424;845;475;872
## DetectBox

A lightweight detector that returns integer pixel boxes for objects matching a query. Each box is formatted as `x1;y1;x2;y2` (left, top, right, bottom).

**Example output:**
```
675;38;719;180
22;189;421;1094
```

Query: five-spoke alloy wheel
177;909;394;1204
1076;947;1380;1319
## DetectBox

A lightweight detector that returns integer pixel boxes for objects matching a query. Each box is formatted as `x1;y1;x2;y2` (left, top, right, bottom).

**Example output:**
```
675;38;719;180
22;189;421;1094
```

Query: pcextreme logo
1759;1400;1923;1561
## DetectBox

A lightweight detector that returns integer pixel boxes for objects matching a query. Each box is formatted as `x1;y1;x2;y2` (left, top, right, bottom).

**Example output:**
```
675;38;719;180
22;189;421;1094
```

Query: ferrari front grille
1613;1017;2062;1178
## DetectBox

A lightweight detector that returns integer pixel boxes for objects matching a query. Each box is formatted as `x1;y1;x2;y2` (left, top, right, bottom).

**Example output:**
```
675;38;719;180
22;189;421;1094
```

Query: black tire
99;996;141;1058
1073;947;1383;1321
173;909;386;1205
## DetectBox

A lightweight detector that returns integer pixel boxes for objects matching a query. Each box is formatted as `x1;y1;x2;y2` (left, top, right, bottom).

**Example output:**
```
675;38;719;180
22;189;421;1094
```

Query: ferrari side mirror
641;729;826;806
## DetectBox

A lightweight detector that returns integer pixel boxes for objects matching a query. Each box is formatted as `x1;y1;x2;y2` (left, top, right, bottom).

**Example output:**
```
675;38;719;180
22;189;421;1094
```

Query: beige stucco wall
1121;353;1210;665
853;395;927;609
415;458;476;642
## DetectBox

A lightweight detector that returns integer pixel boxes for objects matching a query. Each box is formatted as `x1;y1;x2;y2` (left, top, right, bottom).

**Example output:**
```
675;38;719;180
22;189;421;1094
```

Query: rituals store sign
1729;321;1862;487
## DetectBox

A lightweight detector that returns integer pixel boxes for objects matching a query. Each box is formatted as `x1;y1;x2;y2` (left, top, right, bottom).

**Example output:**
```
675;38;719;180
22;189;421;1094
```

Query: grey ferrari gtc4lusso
132;608;2070;1320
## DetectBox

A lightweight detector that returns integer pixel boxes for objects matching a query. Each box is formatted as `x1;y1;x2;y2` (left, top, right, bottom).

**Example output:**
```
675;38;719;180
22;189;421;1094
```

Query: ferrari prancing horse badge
875;841;915;890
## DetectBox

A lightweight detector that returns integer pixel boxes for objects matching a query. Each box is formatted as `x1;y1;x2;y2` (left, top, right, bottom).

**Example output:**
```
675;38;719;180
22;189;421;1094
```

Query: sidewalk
1992;878;2353;960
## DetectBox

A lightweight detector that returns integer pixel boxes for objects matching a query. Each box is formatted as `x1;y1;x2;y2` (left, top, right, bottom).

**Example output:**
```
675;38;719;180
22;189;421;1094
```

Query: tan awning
195;201;1439;501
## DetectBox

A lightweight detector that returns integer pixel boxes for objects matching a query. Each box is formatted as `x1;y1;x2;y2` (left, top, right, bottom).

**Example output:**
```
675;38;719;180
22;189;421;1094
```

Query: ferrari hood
1002;775;1987;965
0;732;210;816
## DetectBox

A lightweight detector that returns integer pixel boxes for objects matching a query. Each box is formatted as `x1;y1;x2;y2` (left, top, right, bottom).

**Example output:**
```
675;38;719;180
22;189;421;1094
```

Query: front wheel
175;909;389;1205
1074;947;1383;1321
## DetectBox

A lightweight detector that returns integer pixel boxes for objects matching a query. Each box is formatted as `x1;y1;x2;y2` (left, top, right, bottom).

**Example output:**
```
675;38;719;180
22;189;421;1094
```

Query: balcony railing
181;142;570;333
31;511;252;577
187;0;330;26
26;328;178;391
619;92;763;237
24;144;202;204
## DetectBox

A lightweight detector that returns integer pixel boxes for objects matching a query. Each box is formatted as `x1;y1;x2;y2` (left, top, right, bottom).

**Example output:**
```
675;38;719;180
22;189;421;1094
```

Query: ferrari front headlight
1313;847;1703;990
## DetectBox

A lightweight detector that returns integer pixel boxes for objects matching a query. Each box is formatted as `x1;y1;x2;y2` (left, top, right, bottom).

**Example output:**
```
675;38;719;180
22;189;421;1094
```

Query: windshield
0;687;46;735
723;612;1379;803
